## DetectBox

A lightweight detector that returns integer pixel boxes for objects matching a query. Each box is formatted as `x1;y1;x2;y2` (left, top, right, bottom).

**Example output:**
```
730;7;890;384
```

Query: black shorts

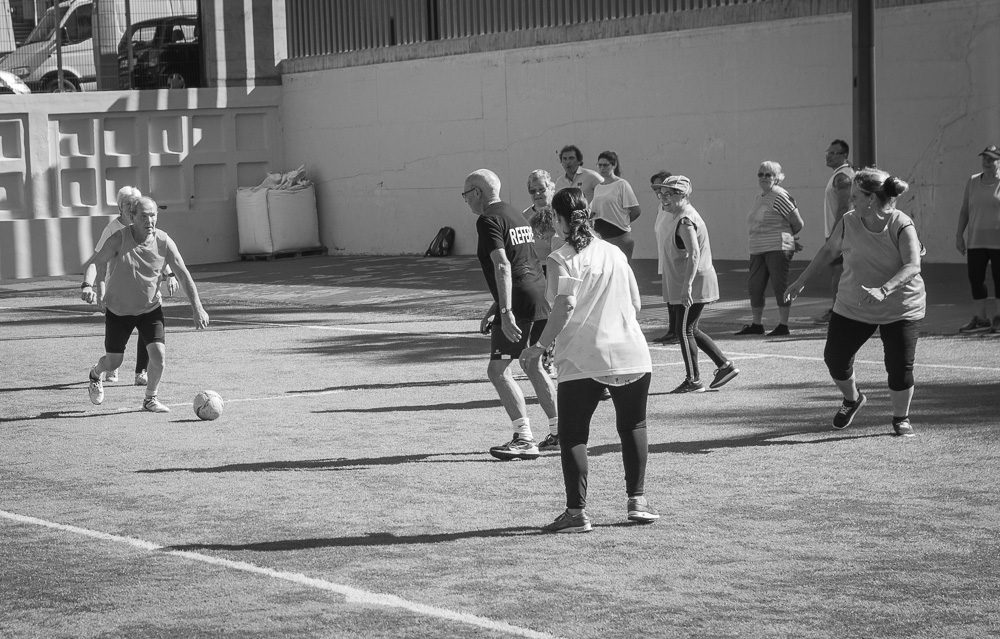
105;306;165;354
490;317;546;360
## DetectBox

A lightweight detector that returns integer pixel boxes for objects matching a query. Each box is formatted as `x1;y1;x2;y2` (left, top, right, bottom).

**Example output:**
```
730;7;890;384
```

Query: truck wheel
44;76;79;92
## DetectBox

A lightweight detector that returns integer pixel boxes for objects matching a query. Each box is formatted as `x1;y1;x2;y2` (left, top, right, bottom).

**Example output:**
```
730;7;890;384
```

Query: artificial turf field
1;256;998;639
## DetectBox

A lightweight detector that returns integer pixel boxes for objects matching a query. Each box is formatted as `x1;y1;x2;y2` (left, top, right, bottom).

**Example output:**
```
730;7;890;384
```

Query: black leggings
823;312;919;391
670;303;727;381
966;247;1000;300
556;373;651;509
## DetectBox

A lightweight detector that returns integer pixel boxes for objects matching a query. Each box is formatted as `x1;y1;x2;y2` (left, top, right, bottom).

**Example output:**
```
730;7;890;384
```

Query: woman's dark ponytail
551;187;594;253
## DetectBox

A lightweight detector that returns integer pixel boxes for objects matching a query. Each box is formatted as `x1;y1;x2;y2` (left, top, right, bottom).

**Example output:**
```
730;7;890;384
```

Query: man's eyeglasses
757;172;775;178
461;187;477;200
527;187;547;196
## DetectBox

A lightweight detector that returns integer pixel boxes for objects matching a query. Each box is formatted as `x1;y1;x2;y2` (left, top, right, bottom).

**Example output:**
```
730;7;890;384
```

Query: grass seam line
0;508;561;639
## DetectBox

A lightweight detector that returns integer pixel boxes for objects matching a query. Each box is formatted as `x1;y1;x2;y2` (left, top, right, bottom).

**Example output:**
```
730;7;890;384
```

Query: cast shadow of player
136;451;488;474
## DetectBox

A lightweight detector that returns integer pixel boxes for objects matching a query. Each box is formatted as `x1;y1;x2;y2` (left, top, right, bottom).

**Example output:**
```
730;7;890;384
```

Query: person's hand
682;290;693;308
480;313;494;335
192;306;210;329
956;235;966;256
784;280;804;304
81;286;97;305
518;344;545;370
96;291;106;312
166;275;178;296
500;311;522;342
860;285;888;305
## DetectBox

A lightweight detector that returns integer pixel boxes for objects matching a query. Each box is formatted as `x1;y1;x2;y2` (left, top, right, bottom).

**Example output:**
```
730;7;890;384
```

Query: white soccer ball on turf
193;390;224;421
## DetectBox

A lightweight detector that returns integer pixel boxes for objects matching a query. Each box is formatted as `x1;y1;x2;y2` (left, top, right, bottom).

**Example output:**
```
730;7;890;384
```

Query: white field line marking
0;509;559;639
165;387;357;408
9;306;1000;373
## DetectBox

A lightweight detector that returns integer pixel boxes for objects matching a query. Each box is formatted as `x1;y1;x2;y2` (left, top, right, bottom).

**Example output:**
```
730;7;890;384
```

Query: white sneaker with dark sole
142;396;171;413
627;498;660;524
88;368;104;405
489;434;539;461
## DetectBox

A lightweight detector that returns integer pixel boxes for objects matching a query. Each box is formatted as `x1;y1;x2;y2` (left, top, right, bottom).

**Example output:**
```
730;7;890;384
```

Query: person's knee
616;419;647;434
486;360;510;383
146;343;166;367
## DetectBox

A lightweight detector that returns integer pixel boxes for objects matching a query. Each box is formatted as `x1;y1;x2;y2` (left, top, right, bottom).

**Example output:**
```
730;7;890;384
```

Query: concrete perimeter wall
280;0;1000;263
0;88;283;280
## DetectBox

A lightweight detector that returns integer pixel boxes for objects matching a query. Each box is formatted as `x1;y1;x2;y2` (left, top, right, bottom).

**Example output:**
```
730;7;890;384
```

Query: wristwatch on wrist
499;306;510;315
81;282;93;289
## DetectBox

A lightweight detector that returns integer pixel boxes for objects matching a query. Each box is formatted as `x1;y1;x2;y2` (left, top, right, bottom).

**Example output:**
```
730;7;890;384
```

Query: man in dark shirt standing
463;169;558;460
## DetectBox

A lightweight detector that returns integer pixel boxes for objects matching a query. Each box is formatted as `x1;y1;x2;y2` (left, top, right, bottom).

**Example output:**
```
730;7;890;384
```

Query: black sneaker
537;433;560;451
767;324;790;336
833;393;867;429
892;417;915;437
542;510;592;533
670;379;705;394
709;362;739;389
653;332;678;344
735;323;764;335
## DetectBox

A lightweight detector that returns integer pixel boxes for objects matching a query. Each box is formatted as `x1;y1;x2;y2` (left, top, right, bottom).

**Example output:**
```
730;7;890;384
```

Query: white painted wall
280;0;1000;263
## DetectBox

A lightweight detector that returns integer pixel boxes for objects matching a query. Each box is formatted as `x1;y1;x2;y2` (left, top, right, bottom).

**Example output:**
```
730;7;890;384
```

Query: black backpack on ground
425;226;456;257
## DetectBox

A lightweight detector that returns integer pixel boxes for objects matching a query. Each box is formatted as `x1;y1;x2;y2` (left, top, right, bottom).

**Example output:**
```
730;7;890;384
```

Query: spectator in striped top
735;160;805;337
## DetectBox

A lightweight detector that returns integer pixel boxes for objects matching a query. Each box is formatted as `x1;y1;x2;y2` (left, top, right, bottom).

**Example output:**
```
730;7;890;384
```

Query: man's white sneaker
135;370;148;386
104;369;119;383
142;396;171;413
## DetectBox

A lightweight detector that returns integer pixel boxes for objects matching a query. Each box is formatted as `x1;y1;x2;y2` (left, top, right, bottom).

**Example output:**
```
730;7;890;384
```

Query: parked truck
0;0;196;92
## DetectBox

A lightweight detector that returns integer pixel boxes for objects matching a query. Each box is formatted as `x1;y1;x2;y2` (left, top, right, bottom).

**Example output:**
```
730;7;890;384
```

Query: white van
0;0;196;92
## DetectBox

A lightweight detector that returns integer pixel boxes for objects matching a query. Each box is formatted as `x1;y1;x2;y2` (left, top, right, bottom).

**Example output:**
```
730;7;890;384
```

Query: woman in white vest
786;167;925;437
519;187;657;533
655;175;739;393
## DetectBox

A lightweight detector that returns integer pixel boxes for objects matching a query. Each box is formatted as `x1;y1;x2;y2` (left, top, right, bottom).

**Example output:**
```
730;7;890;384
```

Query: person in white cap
955;144;1000;333
654;175;739;393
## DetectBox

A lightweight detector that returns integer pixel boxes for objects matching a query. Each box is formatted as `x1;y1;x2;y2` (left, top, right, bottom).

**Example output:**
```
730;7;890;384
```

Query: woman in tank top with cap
786;167;925;438
654;175;739;394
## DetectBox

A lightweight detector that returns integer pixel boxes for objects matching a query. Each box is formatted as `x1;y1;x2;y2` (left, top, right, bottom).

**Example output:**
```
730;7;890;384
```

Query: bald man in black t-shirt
464;169;558;461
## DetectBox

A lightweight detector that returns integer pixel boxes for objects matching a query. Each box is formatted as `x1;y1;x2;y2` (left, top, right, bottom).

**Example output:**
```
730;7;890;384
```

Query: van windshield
24;10;58;45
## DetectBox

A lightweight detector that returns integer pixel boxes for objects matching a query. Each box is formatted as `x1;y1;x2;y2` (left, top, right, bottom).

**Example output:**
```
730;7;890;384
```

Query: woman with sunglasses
785;167;925;437
737;160;805;336
523;169;563;271
590;150;641;260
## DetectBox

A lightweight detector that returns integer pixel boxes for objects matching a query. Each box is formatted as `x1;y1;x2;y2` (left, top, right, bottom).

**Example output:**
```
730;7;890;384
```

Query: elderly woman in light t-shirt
736;160;804;337
519;187;657;534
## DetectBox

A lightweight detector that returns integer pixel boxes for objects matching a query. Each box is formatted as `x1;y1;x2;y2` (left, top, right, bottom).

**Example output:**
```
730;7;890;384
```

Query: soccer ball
193;390;224;421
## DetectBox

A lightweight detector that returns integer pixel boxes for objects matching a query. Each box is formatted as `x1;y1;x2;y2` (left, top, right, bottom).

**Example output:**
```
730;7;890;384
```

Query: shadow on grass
590;431;887;457
136;451;487;474
314;399;503;414
0;408;145;423
285;332;484;364
0;380;88;393
289;378;484;395
164;525;542;552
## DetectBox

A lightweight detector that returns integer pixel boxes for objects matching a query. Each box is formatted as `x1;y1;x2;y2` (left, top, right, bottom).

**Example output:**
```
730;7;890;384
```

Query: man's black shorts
105;306;165;354
490;317;546;360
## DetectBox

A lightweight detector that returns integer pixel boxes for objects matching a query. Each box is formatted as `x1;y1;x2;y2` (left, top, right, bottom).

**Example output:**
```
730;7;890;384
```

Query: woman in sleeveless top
786;167;925;437
519;187;657;533
955;144;1000;333
654;175;739;393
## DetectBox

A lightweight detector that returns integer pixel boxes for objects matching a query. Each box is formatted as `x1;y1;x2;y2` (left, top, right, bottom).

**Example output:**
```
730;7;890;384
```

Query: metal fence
286;0;761;58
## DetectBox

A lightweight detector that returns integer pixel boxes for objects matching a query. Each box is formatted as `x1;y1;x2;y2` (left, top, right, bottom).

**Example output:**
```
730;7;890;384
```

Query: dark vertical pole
125;0;133;89
54;0;64;91
853;0;876;167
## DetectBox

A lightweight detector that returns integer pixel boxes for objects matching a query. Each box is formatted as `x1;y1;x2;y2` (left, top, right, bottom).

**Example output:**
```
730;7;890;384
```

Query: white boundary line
0;509;558;639
7;305;1000;374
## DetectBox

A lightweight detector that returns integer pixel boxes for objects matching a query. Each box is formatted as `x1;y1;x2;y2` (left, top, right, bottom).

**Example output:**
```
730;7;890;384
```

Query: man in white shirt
814;139;854;323
554;145;603;203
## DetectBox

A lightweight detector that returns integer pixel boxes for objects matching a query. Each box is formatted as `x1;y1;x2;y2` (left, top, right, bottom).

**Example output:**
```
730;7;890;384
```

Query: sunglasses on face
758;172;774;178
528;187;547;195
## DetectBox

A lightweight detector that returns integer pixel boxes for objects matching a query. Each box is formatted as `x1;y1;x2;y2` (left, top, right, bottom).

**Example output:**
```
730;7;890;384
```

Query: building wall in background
280;0;1000;263
0;87;282;280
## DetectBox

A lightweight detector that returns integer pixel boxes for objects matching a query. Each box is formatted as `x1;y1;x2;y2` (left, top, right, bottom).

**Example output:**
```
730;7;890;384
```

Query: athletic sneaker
489;434;539;461
812;309;833;324
142;396;171;413
958;316;991;333
626;497;660;524
735;323;764;335
709;362;740;389
892;417;915;438
767;324;790;336
832;392;867;429
538;433;560;451
88;368;104;405
653;331;678;344
670;379;705;394
104;369;119;383
599;387;612;401
993;316;1000;334
135;370;148;386
541;510;592;533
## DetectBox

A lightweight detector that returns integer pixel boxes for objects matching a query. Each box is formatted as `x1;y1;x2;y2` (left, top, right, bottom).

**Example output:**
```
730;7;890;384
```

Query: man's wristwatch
499;307;510;315
81;282;93;289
